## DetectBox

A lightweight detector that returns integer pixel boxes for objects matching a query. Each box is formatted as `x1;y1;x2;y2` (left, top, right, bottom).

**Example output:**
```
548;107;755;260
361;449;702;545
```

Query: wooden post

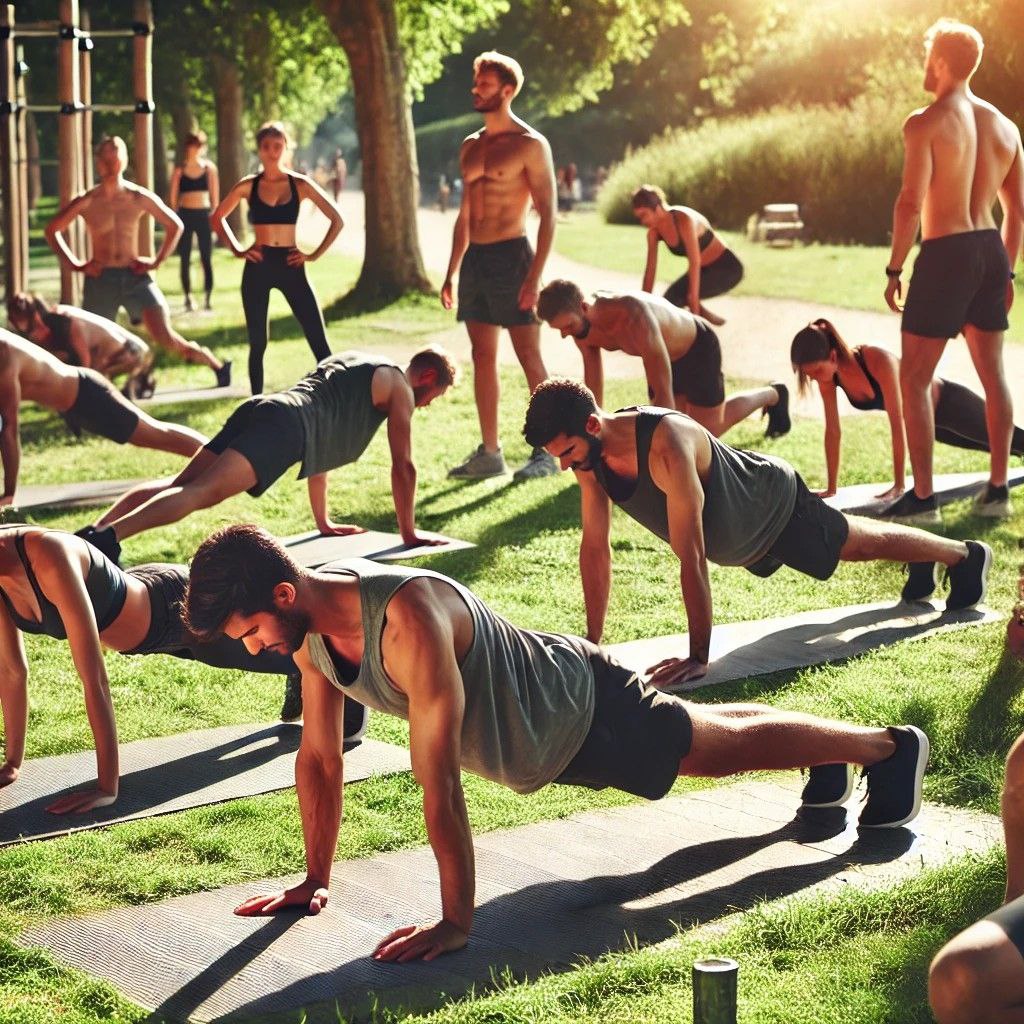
132;0;154;257
57;0;81;304
78;9;92;191
14;42;28;291
0;2;25;299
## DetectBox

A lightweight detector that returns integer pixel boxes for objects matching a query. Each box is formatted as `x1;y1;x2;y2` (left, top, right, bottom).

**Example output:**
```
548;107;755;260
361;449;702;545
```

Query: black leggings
934;378;1024;456
664;248;744;307
177;207;213;297
241;246;332;394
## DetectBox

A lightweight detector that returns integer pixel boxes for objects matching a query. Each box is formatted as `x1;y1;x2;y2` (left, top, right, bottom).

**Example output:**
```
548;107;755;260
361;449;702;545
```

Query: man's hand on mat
401;531;447;548
234;879;329;917
316;519;368;537
645;655;709;689
46;784;117;815
0;761;19;788
874;484;905;501
0;494;14;508
372;919;468;963
884;276;903;313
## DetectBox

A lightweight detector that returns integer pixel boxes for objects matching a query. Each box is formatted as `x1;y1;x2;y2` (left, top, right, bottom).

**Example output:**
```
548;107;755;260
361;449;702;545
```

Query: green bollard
693;957;738;1024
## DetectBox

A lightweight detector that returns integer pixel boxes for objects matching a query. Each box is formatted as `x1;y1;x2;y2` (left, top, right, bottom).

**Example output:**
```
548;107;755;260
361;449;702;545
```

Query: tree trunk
316;0;431;307
25;111;41;211
152;112;169;199
210;53;246;238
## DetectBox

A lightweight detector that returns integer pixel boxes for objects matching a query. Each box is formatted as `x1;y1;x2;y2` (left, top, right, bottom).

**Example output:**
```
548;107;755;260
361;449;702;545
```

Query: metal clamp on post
58;24;82;41
0;100;22;115
78;35;94;52
134;99;155;115
59;101;85;115
15;60;29;78
0;26;12;41
131;22;152;36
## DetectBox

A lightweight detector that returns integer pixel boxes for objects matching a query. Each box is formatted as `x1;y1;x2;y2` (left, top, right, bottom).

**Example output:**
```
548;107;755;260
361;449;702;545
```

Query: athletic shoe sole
861;726;930;829
888;508;942;526
801;763;855;808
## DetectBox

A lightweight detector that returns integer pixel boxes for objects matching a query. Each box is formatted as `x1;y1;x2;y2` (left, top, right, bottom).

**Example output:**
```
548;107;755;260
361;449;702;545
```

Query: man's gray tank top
269;352;395;478
305;559;596;794
593;407;797;568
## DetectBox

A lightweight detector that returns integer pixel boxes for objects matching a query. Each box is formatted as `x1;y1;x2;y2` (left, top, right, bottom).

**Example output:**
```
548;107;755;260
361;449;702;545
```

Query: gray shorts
83;267;166;325
63;367;140;444
457;237;538;328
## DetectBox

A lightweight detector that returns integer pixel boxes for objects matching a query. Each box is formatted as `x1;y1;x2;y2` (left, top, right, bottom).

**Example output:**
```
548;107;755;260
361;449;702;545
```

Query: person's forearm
580;541;611;642
1;432;21;498
81;670;119;793
445;213;469;282
888;197;921;273
153;230;179;268
679;561;713;662
889;416;906;487
582;355;604;408
642;251;657;293
46;228;84;271
528;206;555;282
1002;215;1023;274
0;669;28;768
391;460;418;541
307;474;330;530
824;425;841;493
212;215;244;256
423;782;475;932
296;746;343;886
644;355;674;409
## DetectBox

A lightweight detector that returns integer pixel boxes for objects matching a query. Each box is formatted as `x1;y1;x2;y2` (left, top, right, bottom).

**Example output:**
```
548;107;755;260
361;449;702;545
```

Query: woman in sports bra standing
211;121;344;395
169;130;219;313
631;183;743;327
791;318;1024;502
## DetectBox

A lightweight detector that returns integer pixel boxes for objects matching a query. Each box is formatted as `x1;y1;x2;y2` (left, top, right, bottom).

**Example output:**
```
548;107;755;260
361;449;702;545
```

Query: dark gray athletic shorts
205;397;304;497
902;229;1010;339
652;317;725;408
664;248;744;307
82;267;166;325
745;473;850;581
554;639;693;801
986;894;1024;962
63;367;140;443
457;236;538;327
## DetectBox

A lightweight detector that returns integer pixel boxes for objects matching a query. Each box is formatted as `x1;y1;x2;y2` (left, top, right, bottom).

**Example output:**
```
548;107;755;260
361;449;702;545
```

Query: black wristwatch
885;266;902;278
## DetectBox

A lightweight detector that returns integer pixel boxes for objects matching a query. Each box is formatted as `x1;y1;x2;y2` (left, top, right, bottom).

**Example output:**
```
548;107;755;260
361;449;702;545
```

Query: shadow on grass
964;644;1024;755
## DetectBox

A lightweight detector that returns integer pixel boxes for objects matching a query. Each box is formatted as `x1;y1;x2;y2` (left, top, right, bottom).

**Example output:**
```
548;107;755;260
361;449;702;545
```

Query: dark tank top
248;172;300;225
592;408;797;567
0;530;127;638
835;348;886;412
178;169;209;194
305;559;595;794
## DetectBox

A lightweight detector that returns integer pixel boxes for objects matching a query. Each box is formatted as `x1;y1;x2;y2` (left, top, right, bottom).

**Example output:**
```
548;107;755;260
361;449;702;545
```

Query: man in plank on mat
0;328;207;508
45;136;231;389
522;378;992;692
76;348;458;565
183;523;933;961
929;730;1024;1023
883;19;1023;522
536;279;790;439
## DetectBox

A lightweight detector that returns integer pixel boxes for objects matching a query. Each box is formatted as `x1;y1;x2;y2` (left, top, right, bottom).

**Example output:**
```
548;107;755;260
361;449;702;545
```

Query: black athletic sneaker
279;672;303;722
901;561;938;603
973;482;1011;519
858;725;929;829
881;490;940;525
764;382;791;439
945;540;993;611
344;698;370;743
75;524;121;566
800;763;855;808
215;360;233;388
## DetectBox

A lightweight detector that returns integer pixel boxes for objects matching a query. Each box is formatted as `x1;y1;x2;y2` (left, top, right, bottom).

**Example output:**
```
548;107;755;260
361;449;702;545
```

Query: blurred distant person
631;184;743;328
557;166;574;215
441;51;559;482
169;130;218;313
883;19;1024;523
437;173;451;212
332;148;347;202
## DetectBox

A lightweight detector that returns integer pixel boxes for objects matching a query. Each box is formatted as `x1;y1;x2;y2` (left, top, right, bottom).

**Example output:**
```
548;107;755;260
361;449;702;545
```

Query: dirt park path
302;193;1024;422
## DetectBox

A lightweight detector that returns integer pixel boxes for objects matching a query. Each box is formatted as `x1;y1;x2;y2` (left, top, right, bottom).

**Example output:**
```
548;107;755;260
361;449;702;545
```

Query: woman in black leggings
169;130;218;312
211;122;344;394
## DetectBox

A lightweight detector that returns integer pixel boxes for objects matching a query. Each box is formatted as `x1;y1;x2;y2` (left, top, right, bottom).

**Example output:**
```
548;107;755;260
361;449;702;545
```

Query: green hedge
598;96;909;245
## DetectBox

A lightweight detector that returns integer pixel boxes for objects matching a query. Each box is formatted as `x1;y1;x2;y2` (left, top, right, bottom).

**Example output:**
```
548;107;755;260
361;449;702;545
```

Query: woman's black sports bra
664;209;714;257
835;347;886;412
178;169;209;194
248;173;300;225
0;530;127;639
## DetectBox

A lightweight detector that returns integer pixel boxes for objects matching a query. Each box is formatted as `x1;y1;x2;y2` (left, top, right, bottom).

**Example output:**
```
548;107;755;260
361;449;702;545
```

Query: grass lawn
554;211;1024;343
1;246;1022;1022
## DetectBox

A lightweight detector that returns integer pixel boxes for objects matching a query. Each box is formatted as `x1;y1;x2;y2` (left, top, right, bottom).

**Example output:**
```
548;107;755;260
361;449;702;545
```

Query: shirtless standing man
536;279;789;439
45;137;231;388
441;52;558;481
883;19;1023;523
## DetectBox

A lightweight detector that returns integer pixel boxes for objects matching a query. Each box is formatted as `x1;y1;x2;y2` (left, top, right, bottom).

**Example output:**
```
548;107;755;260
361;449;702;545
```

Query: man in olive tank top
183;523;934;963
75;348;458;564
523;378;992;690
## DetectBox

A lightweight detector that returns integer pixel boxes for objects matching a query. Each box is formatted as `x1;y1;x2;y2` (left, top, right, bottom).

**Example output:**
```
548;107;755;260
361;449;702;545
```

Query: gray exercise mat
21;777;1000;1023
0;725;410;846
11;478;147;512
825;467;1024;515
138;384;248;407
606;600;1001;693
283;529;474;567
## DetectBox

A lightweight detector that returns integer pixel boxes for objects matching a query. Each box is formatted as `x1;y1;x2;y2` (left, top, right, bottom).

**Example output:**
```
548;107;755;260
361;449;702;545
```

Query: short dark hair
631;184;666;210
408;345;459;388
184;524;301;642
536;280;584;324
182;130;207;152
523;378;598;449
255;120;290;148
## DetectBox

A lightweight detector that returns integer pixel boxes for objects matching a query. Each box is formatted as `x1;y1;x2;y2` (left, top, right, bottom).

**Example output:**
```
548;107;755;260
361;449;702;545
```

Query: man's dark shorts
554;640;692;801
82;267;166;325
457;236;538;328
63;367;140;443
651;316;725;408
902;229;1010;339
745;473;849;581
205;397;304;497
986;894;1024;963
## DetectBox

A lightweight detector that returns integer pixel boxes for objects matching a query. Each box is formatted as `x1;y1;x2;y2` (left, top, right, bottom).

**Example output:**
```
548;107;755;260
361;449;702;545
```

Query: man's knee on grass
929;926;1018;1024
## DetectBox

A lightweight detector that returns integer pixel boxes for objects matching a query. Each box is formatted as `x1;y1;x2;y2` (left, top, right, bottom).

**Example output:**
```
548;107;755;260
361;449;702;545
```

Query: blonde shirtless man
45;136;230;388
537;280;789;439
0;329;206;508
441;52;558;481
883;19;1024;523
8;292;155;398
